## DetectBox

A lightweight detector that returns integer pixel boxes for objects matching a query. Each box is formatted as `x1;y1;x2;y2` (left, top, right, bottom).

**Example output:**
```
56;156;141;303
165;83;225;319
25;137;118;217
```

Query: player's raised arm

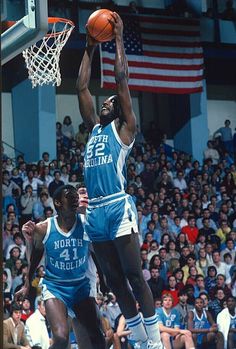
76;33;100;132
112;12;136;145
15;221;47;301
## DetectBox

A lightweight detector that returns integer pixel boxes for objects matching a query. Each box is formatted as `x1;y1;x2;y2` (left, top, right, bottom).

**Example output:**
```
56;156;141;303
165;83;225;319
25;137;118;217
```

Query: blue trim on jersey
156;308;180;328
191;308;211;345
84;120;134;199
43;215;89;282
88;191;127;207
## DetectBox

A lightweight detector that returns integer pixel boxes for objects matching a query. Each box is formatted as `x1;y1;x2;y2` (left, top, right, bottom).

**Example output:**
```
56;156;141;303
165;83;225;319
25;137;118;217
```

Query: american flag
100;15;204;94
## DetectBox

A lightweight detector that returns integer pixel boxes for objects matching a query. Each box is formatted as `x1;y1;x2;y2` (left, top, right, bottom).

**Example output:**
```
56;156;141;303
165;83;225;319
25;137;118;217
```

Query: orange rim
47;17;75;38
1;17;75;37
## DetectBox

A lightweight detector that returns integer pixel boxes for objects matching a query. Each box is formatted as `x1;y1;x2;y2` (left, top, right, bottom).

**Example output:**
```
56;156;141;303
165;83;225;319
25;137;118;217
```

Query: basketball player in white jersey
77;12;162;349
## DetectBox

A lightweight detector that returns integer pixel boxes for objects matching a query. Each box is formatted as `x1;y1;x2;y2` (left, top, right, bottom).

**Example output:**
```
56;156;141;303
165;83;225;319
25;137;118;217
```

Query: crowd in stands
2;115;236;349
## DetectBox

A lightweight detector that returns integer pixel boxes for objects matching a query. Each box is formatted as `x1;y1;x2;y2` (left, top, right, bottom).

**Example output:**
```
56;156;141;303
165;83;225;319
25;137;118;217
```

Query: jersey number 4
59;248;78;261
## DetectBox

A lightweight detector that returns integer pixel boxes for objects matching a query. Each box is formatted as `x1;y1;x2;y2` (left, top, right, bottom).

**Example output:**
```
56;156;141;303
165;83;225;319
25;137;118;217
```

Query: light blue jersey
156;307;180;329
83;121;138;241
84;121;134;199
191;308;211;345
41;215;90;311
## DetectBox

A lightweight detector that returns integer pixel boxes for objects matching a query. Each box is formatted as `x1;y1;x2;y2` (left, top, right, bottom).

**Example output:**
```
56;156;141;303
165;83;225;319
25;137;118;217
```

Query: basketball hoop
22;17;75;88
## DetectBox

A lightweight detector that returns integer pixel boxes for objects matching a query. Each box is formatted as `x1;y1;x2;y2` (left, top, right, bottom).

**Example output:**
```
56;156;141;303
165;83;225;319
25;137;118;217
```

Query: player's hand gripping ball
87;9;114;42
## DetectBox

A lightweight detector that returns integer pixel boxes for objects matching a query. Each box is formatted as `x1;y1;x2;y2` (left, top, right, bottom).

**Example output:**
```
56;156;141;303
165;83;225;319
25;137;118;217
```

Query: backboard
1;0;48;65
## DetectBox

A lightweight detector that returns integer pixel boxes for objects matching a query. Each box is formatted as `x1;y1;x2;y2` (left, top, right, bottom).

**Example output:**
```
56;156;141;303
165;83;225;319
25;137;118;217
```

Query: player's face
227;297;236;311
162;297;173;310
100;95;118;126
62;189;79;213
195;298;204;311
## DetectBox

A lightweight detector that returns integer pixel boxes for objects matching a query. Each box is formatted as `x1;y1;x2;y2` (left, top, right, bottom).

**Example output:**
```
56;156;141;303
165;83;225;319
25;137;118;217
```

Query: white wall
207;100;236;138
56;94;85;133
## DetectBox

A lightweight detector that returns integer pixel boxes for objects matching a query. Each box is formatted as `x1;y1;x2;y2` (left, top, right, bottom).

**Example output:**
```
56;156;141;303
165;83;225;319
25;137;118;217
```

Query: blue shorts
85;194;138;242
41;276;90;316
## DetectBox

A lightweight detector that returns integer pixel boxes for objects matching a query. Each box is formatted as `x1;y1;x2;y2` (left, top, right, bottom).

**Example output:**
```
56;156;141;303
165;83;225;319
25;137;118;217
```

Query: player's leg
114;232;162;346
93;240;138;317
160;332;172;349
114;232;154;316
93;240;148;344
173;332;195;349
73;296;106;349
45;298;69;349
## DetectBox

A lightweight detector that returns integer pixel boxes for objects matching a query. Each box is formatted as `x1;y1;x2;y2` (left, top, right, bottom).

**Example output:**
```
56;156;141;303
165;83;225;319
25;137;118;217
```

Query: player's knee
161;332;171;341
53;331;69;349
184;330;192;338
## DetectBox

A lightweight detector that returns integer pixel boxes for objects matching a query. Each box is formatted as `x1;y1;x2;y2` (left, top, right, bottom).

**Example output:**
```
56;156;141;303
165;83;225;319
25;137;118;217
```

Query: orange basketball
87;9;114;43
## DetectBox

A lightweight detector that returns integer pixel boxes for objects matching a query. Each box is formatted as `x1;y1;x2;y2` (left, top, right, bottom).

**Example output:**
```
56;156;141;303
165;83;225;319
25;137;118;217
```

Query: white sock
144;314;161;344
125;313;148;343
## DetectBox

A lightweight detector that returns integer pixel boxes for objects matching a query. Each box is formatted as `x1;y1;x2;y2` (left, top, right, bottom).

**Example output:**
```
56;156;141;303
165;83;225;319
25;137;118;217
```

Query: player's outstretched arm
76;33;99;132
112;12;136;145
15;221;47;301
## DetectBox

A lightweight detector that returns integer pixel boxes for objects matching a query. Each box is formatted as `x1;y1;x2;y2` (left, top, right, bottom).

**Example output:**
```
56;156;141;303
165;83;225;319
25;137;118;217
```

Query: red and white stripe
100;16;204;94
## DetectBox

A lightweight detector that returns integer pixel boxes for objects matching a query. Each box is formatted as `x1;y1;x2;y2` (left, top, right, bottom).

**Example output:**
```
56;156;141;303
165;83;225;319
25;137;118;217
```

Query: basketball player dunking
76;12;163;349
15;185;105;349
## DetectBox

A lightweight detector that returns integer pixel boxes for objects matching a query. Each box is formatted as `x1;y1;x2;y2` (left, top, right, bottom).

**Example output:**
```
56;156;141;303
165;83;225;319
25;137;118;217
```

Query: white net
22;18;74;88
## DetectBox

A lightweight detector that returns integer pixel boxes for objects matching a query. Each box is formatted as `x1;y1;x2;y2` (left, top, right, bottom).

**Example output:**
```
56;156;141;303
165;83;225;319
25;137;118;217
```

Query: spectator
20;184;36;227
209;274;232;300
193;274;208;298
209;250;228;277
156;293;195;349
6;233;26;260
196;248;208;277
3;302;31;349
48;170;64;198
162;275;179;307
32;191;55;223
5;246;24;277
2;170;21;214
31;265;45;299
217;295;236;349
3;220;14;256
23;170;44;198
204;140;220;165
20;297;33;323
187;297;224;349
147;268;165;300
11;167;23;191
25;298;50;349
39;166;53;188
11;263;28;295
61;115;75;148
182;253;203;284
172;170;187;193
104;293;121;330
174;289;193;329
208;287;226;321
198;217;216;240
3;270;12;314
181;216;199;244
41;152;50;166
213;119;234;156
